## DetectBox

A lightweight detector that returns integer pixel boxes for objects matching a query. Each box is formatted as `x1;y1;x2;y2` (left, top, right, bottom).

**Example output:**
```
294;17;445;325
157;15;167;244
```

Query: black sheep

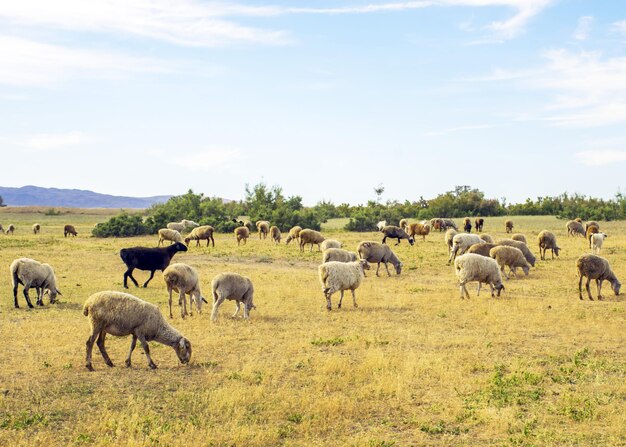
120;242;188;288
381;225;414;246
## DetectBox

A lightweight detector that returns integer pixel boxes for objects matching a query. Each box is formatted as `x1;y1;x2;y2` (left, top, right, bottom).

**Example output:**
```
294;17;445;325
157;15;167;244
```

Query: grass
0;211;625;446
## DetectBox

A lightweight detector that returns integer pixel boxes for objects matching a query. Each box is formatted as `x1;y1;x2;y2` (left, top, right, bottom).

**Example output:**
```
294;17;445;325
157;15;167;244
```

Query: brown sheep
566;220;585;237
256;220;270;239
234;226;250;246
466;242;497;257
505;220;514;233
64;224;78;237
408;223;430;242
537;230;561;260
576;254;621;300
474;218;484;232
285;226;302;245
269;225;281;244
299;229;325;252
585;225;600;248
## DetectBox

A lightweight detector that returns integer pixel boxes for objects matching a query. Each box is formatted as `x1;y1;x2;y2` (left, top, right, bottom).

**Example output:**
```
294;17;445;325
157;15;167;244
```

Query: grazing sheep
256;220;270;239
234;226;250;246
489;245;530;279
479;234;494;244
454;253;505;299
444;228;458;254
318;260;370;310
299;229;325;252
537;230;561;260
64;224;78;237
269;225;282;244
585;225;600;247
184;225;215;247
511;233;527;244
463;217;472;233
285;226;302;245
322;248;358;263
83;291;192;371
497;239;536;267
10;257;62;308
320;239;342;251
443;219;458;231
467;242;497;257
158;228;183;246
430;218;444;232
163;263;207;319
376;220;387;232
566;220;586;237
448;234;483;264
399;218;409;231
576;254;621;300
210;273;256;321
590;233;608;255
584;221;599;232
381;225;414;246
408;223;430;241
32;223;41;234
357;241;402;276
505;220;514;233
475;218;484;232
167;219;200;232
120;242;188;288
6;224;15;235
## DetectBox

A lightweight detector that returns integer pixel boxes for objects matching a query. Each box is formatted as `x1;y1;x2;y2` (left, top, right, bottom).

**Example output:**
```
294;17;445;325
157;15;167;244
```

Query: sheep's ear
202;296;208;304
179;338;186;349
56;289;63;296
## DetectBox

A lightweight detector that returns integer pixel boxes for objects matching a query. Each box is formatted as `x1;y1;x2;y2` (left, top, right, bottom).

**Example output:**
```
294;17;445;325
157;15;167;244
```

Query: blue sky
1;0;625;205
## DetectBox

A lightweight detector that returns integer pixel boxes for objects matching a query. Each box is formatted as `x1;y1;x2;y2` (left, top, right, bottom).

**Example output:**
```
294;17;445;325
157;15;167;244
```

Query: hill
0;185;171;208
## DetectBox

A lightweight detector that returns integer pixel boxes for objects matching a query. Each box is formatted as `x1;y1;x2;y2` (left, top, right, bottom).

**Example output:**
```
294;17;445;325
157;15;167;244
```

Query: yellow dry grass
0;213;624;446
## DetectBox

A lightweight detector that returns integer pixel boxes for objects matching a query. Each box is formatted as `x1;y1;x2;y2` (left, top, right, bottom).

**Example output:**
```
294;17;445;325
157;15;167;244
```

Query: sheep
585;225;600;247
466;242;497;257
479;234;494;244
184;225;215;247
496;239;536;267
10;257;62;308
163;263;207;319
505;219;514;233
430;218;444;232
590;233;607;255
537;230;561;260
6;224;15;235
463;217;472;233
210;273;256;321
584;221;599;232
511;233;527;244
269;225;282;244
376;220;387;232
318;260;369;310
120;242;188;288
322;248;358;263
576;254;621;300
234;226;250;246
475;218;484;232
399;218;409;231
32;223;41;234
357;241;402;276
448;234;483;264
444;228;458;254
285;226;302;245
64;224;77;237
454;253;505;299
167;219;200;232
442;219;458;231
408;223;430;241
575;217;583;223
381;225;414;246
0;223;3;233
256;220;270;239
489;245;530;279
83;291;192;371
566;220;586;237
320;239;342;251
158;228;183;246
299;229;325;252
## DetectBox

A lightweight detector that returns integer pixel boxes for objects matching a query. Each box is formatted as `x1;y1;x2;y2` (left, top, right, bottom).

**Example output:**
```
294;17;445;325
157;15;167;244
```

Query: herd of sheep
4;215;622;371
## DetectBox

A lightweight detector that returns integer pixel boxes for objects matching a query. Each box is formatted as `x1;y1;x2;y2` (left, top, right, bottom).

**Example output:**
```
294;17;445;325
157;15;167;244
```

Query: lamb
6;224;15;235
489;245;530;279
163;263;207;319
463;217;472;233
256;220;270;239
381;225;415;246
269;225;282;244
408;223;430;241
318;260;370;310
505;219;514;233
322;248;358;263
120;242;188;288
234;226;250;246
285;226;302;245
167;219;200;232
478;234;494;243
184;225;215;247
64;224;77;237
399;219;409;231
10;257;62;308
158;228;183;246
376;220;387;231
83;291;192;371
210;273;256;321
475;218;484;232
320;239;342;251
590;233;607;255
32;223;41;234
466;242;497;257
585;225;600;247
357;241;402;276
496;239;536;267
444;228;458;254
566;220;586;237
576;254;621;300
299;229;325;252
511;233;527;244
537;230;561;260
448;234;483;264
454;253;505;299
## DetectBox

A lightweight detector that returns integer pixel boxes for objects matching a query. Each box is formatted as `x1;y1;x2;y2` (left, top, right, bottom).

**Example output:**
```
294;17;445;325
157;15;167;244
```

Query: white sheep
167;219;199;232
83;291;192;371
210;273;256;321
376;220;387;231
322;248;358;263
163;263;207;319
10;257;62;308
444;228;458;254
285;226;302;245
158;228;183;246
448;234;483;264
590;233;607;254
318;260;370;310
489;245;530;279
320;239;342;251
454;253;505;299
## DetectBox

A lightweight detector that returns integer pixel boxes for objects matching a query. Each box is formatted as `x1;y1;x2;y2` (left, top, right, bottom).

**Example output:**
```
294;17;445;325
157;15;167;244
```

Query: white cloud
573;16;593;41
575;150;626;166
7;131;92;151
423;124;497;136
611;20;626;36
171;149;244;171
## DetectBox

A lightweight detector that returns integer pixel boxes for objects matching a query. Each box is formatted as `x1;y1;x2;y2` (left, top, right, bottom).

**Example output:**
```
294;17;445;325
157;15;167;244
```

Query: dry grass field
0;210;624;446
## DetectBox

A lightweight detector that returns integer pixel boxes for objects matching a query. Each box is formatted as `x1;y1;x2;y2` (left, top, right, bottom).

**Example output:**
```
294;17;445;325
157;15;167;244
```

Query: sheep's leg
233;301;241;318
35;287;44;306
299;241;304;252
325;292;332;311
125;335;138;367
85;324;104;371
180;290;188;318
338;290;344;309
488;283;496;298
142;270;156;288
596;279;604;300
168;288;174;318
351;289;358;308
124;268;139;288
460;283;470;299
384;262;391;277
382;236;387;244
211;295;225;321
96;331;114;367
22;287;35;308
242;300;250;319
395;238;401;245
501;265;509;280
585;278;594;300
578;275;584;300
138;336;157;369
13;283;20;308
375;262;381;277
510;266;517;278
476;282;482;296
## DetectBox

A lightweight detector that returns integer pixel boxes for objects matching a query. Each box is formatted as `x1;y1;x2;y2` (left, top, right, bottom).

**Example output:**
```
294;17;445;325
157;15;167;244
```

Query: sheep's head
612;279;621;296
285;235;293;244
495;283;505;297
193;293;207;313
554;246;561;257
175;337;192;364
408;237;415;246
522;265;530;276
359;259;370;272
395;262;403;275
46;288;62;304
172;242;188;253
184;237;191;246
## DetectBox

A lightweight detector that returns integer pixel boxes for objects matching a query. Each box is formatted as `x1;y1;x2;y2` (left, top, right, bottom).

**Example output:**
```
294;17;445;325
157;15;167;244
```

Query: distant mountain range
0;185;172;209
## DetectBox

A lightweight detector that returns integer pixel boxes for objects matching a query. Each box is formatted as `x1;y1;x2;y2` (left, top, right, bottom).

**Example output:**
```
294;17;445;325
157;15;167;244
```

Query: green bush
92;213;148;238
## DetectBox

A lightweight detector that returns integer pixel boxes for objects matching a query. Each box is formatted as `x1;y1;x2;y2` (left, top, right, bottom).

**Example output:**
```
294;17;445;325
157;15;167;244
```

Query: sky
1;0;625;206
